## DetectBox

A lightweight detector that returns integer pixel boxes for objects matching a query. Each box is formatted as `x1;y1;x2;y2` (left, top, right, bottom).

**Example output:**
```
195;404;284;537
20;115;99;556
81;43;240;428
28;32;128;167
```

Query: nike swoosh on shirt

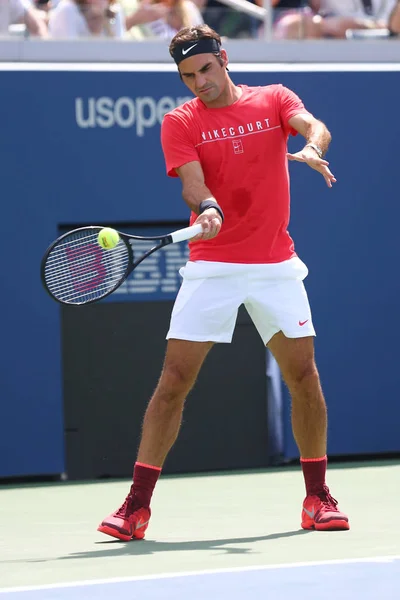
303;507;315;519
299;320;309;326
182;44;198;55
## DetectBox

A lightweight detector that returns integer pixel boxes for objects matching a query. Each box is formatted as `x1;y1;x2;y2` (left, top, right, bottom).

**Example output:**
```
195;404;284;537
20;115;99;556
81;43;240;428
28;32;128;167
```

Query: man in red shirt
98;24;349;540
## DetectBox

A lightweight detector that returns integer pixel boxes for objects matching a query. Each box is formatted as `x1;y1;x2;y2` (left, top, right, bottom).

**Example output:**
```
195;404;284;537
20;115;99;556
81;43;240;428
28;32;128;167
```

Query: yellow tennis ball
98;227;120;250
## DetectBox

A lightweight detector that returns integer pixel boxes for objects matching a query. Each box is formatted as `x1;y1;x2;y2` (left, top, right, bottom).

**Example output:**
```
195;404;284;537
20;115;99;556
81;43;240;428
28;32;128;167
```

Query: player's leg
245;258;349;530
137;339;214;468
98;262;245;541
97;339;213;541
267;333;349;530
267;333;326;459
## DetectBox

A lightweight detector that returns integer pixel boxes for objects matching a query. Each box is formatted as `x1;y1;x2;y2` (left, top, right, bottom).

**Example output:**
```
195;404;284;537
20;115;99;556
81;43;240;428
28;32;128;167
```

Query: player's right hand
191;209;222;242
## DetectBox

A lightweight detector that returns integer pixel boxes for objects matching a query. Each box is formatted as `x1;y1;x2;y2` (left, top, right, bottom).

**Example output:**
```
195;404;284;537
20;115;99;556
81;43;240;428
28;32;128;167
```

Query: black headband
171;38;221;66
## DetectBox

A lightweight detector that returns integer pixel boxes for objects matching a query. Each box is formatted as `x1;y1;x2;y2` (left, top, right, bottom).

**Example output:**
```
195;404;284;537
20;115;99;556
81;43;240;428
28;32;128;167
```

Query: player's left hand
287;148;337;188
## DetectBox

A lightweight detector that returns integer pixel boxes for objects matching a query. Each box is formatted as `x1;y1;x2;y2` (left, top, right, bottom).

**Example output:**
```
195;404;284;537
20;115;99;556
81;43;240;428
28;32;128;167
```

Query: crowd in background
0;0;399;39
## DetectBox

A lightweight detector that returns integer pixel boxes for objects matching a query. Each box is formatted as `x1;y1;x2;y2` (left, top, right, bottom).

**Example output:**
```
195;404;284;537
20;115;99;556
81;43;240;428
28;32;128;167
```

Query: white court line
0;555;398;594
0;63;400;72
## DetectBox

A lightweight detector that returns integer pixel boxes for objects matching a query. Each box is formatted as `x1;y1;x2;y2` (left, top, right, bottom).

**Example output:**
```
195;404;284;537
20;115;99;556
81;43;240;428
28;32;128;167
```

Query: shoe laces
115;484;135;518
317;485;338;509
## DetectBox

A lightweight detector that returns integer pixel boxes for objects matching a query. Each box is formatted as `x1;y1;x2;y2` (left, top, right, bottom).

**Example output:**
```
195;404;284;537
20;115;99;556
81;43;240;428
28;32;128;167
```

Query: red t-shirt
161;84;310;263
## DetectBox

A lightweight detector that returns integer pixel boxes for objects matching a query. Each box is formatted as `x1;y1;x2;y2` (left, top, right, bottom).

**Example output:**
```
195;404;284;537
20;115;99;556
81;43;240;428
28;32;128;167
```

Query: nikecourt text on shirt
199;118;272;143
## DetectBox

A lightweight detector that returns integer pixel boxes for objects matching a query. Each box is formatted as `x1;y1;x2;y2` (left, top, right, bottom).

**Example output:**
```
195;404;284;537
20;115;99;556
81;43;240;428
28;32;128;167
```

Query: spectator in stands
34;0;53;12
272;0;396;38
202;0;257;38
316;0;396;37
33;0;54;29
273;0;317;39
143;0;204;39
122;0;170;38
48;0;126;37
0;0;48;36
48;0;201;40
388;0;400;32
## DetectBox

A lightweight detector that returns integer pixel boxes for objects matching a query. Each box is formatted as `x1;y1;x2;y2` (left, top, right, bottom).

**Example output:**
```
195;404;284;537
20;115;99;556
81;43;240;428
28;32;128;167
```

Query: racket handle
170;224;203;243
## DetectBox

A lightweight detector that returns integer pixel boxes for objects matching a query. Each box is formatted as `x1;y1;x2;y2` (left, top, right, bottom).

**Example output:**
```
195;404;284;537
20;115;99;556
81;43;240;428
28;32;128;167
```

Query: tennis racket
41;223;202;306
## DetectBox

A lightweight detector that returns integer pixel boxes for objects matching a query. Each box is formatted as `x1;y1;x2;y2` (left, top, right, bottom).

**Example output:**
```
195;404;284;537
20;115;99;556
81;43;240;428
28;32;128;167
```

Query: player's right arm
176;161;222;241
161;112;222;241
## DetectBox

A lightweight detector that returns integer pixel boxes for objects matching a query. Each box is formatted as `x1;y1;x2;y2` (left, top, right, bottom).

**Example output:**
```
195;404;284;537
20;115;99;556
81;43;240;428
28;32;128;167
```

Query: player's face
179;52;228;103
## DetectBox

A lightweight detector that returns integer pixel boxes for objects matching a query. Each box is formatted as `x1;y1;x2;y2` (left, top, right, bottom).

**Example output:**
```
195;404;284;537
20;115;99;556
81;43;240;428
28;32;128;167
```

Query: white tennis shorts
166;257;316;345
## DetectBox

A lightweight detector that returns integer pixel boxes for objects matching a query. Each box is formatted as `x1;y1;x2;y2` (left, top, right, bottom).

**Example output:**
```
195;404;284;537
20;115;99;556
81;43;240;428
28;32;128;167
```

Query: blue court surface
1;557;399;600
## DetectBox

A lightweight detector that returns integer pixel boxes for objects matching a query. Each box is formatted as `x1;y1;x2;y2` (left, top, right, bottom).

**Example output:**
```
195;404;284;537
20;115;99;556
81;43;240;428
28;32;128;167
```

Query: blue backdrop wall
1;67;399;476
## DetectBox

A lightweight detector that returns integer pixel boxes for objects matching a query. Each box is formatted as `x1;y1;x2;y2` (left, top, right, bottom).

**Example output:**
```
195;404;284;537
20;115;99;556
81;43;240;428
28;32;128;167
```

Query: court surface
0;460;399;599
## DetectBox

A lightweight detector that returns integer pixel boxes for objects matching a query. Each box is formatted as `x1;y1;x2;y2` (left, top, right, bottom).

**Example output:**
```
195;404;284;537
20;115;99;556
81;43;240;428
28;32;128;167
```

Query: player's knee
286;360;320;392
158;362;196;399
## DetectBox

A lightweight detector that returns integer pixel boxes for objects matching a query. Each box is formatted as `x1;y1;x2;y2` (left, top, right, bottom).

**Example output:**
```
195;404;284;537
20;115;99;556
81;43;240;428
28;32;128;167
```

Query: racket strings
43;230;130;304
45;260;128;288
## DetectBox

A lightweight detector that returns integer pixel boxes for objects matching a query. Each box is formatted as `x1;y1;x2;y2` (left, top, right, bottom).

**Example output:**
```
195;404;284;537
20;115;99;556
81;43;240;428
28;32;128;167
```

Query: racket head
41;227;133;305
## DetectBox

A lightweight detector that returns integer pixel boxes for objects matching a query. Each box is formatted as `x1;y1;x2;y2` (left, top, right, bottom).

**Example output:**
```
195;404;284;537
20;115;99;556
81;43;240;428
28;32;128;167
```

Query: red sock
132;462;161;508
301;456;327;496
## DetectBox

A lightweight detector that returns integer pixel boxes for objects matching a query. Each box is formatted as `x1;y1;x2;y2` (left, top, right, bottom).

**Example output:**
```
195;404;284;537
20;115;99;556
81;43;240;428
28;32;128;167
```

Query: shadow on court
4;530;312;564
62;529;313;560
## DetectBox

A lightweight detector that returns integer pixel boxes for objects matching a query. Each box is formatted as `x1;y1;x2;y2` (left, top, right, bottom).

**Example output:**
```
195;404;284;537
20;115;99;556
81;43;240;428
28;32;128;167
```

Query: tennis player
98;24;349;540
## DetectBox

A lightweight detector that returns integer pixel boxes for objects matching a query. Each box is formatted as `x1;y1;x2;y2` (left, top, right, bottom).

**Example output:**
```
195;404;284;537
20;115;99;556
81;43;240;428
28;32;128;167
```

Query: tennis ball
98;227;120;250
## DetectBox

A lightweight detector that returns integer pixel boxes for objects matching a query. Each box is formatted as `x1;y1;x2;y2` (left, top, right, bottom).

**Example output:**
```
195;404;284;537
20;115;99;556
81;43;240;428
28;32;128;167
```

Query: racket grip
170;224;203;243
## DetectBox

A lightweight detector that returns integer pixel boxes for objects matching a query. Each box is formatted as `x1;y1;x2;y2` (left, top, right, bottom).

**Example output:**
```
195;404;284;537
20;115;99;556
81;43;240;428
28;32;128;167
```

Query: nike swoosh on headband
182;44;198;56
171;38;221;66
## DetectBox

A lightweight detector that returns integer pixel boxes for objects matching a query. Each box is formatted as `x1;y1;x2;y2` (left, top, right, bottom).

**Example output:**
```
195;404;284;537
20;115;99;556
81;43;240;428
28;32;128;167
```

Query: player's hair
169;25;224;67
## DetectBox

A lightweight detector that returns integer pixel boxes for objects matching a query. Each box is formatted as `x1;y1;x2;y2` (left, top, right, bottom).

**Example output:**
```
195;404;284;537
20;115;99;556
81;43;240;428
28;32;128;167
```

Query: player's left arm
287;113;337;188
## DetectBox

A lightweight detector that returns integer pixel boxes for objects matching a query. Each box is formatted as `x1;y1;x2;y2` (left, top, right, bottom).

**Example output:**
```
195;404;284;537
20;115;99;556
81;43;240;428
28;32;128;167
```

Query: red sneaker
97;486;151;541
301;485;350;531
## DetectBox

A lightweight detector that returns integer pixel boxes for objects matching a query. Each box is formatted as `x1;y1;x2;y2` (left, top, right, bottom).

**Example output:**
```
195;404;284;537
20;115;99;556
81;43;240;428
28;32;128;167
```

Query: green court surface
0;460;399;591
